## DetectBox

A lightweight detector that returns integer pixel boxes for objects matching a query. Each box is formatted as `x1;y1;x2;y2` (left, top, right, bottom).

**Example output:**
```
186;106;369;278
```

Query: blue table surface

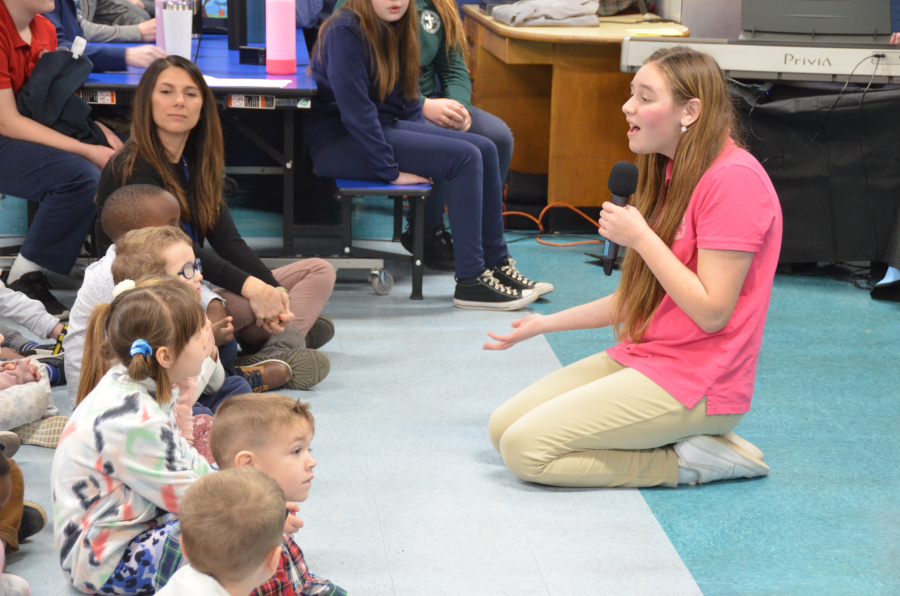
84;30;316;94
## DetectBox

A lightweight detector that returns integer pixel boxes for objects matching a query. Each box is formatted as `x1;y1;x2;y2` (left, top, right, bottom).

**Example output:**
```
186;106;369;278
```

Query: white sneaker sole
675;434;769;484
719;431;764;461
534;282;554;296
454;290;539;311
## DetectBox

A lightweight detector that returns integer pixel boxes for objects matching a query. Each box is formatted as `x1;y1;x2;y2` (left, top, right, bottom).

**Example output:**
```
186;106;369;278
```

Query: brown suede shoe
305;315;335;350
235;359;293;393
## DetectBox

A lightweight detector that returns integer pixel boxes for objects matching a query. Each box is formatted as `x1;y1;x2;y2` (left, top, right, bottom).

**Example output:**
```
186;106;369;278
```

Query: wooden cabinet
462;7;689;207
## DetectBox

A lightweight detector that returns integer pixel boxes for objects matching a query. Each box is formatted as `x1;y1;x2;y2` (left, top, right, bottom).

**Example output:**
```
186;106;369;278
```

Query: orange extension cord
502;202;605;247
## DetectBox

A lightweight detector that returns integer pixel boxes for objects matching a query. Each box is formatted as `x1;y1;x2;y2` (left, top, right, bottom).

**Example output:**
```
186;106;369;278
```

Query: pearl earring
681;125;687;132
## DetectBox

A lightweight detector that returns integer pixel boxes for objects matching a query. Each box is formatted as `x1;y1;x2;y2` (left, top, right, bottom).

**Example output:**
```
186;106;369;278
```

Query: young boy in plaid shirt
157;467;286;595
154;394;345;596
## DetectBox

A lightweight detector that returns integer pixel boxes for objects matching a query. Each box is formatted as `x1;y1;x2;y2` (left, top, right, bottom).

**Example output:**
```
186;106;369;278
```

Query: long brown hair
613;47;744;343
77;280;205;407
111;226;193;284
430;0;467;57
316;0;420;101
116;56;224;238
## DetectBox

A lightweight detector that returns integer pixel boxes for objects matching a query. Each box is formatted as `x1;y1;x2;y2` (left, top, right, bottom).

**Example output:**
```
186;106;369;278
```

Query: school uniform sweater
51;365;213;593
305;11;424;182
42;0;127;73
332;0;472;113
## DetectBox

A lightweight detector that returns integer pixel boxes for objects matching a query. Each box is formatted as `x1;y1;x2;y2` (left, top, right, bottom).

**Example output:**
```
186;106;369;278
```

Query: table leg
283;109;295;256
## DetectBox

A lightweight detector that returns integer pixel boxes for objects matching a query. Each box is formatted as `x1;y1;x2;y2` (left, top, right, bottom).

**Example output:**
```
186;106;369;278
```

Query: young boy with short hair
157;467;285;596
155;394;346;596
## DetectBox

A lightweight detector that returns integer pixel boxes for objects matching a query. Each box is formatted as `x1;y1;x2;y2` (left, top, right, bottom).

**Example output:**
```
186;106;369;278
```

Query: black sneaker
492;257;554;297
18;502;47;543
454;270;538;311
400;224;456;271
8;272;70;320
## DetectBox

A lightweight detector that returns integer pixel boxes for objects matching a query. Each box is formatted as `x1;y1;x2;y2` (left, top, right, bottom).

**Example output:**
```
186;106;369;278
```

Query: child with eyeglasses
65;185;293;413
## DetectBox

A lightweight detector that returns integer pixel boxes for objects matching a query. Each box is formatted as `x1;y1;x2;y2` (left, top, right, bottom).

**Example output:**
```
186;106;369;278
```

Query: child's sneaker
235;359;293;392
454;270;539;311
236;349;329;391
0;432;21;457
18;502;46;542
492;257;554;297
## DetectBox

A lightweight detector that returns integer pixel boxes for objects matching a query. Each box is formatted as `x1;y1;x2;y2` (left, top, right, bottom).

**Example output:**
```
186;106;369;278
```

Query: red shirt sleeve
0;26;13;90
695;162;776;253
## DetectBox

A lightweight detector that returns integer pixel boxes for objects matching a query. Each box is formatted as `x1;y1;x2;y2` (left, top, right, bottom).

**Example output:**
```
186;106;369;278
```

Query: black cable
855;55;882;259
744;55;875;169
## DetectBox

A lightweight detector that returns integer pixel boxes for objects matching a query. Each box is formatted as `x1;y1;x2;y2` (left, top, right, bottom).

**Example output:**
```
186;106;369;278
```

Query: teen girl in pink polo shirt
485;47;782;488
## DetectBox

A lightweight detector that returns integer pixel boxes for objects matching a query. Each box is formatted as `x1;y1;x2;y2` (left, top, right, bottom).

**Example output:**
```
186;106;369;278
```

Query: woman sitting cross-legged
96;56;335;389
486;47;782;488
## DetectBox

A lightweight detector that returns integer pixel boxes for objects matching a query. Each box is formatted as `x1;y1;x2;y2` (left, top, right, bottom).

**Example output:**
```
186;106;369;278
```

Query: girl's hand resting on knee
483;314;547;350
423;98;468;130
391;172;431;185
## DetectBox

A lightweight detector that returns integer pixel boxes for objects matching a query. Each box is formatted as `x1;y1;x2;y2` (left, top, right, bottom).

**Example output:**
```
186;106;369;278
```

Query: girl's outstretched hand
483;314;546;351
391;172;431;185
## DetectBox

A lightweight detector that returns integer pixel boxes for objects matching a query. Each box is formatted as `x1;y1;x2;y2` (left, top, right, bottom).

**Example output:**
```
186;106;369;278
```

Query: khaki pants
488;352;744;488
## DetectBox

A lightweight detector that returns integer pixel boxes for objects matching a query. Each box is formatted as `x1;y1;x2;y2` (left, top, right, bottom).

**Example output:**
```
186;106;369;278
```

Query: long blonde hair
77;280;205;407
316;0;420;101
430;0;467;57
613;47;744;343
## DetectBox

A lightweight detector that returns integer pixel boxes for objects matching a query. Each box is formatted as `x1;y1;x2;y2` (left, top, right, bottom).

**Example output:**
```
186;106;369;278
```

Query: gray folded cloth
493;0;601;27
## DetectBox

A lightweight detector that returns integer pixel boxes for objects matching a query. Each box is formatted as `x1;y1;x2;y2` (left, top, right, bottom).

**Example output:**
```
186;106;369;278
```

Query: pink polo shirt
607;140;782;415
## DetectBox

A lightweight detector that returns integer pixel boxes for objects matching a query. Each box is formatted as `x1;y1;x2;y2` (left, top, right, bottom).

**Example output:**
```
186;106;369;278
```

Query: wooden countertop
462;5;689;44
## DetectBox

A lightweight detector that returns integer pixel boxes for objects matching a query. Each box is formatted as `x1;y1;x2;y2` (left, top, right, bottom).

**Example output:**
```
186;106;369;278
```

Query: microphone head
607;161;639;197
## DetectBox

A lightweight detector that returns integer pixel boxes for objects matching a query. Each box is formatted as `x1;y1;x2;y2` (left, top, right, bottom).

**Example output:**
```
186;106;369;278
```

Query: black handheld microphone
602;161;640;276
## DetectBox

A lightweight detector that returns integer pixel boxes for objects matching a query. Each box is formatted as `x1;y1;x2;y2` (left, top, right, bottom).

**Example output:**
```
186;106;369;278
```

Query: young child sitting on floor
154;393;346;596
0;279;68;447
0;346;50;433
156;467;286;596
52;280;214;594
99;226;287;461
65;185;291;411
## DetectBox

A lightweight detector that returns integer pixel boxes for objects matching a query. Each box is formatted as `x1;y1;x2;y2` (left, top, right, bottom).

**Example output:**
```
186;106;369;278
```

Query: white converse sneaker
674;434;769;485
719;431;764;461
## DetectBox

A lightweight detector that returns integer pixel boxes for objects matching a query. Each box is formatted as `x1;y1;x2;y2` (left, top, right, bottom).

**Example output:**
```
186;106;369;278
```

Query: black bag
16;47;108;147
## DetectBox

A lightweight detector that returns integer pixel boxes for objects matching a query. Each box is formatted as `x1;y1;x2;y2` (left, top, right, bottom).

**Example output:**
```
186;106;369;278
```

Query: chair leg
392;197;404;242
339;191;353;257
410;196;425;300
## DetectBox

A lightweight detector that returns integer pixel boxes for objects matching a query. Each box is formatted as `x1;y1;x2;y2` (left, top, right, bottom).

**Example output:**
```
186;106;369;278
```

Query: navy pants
194;374;251;416
0;134;100;274
311;119;509;279
424;106;514;234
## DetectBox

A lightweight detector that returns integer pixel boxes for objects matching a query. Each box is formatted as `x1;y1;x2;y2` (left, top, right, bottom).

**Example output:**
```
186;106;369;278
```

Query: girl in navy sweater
305;0;553;311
